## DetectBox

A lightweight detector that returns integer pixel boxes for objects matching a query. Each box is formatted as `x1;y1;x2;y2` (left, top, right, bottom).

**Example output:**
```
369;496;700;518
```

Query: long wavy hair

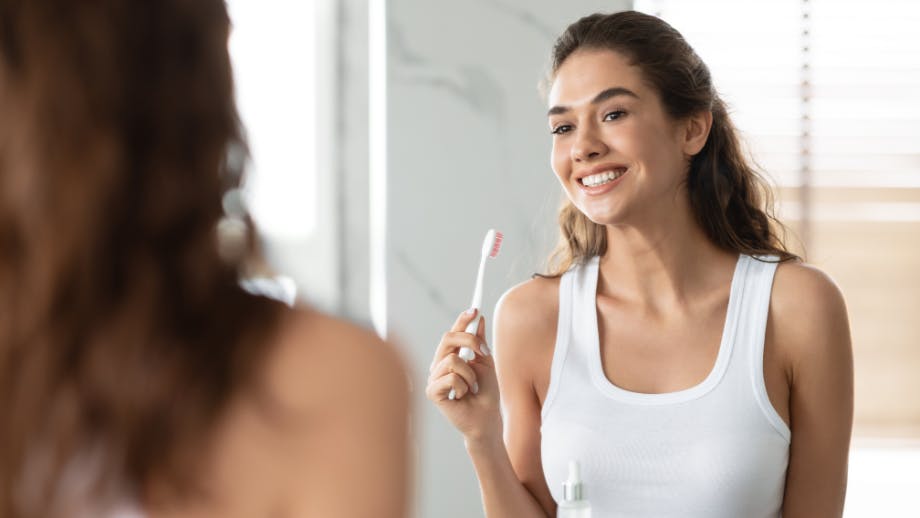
0;1;283;516
543;11;799;275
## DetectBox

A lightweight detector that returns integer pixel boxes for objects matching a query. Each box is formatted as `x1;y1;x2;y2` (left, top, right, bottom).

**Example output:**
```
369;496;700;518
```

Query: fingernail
465;307;476;315
473;382;479;394
481;344;491;357
448;388;456;400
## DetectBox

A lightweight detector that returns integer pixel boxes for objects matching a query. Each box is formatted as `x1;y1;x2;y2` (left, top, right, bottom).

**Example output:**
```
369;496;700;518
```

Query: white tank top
541;254;790;517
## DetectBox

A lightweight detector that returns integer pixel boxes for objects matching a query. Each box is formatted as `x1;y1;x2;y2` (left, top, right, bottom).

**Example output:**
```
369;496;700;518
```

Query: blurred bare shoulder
264;307;410;417
260;307;411;518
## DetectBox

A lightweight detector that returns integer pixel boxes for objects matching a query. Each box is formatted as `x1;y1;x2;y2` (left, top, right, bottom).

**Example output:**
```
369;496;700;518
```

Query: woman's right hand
426;309;502;442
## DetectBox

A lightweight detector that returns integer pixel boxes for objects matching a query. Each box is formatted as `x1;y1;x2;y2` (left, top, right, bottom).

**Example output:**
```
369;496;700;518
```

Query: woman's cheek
551;142;570;178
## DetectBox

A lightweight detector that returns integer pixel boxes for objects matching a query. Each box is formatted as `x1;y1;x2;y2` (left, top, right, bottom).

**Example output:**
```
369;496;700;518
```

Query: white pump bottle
557;460;591;518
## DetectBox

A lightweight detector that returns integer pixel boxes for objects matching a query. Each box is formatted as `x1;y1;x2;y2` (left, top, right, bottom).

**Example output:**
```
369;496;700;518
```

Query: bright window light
226;0;316;239
369;0;388;338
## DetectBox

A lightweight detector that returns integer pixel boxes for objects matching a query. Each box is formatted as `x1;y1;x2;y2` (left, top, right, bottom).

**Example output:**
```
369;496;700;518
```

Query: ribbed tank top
541;254;790;517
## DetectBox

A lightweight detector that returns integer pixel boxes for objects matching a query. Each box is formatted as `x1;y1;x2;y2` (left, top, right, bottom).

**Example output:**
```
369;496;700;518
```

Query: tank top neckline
584;253;749;405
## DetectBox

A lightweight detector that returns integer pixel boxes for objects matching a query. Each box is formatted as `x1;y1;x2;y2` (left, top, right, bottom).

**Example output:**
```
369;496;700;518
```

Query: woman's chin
582;209;625;227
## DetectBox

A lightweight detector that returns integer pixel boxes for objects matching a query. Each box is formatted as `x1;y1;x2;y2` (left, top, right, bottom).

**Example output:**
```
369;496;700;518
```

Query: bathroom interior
226;0;918;516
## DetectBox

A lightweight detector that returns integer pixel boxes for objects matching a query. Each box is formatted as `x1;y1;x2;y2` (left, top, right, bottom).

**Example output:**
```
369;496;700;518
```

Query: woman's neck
598;212;737;312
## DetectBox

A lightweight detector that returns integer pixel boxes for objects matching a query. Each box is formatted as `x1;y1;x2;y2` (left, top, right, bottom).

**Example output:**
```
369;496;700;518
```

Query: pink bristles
489;231;504;258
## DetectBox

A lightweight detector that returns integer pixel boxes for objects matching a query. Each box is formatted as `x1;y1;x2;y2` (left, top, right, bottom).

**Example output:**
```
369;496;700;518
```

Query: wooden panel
771;186;920;437
809;219;920;437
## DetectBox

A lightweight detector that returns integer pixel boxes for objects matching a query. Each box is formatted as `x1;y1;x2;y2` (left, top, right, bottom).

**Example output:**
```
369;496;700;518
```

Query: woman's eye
551;124;572;135
604;110;626;121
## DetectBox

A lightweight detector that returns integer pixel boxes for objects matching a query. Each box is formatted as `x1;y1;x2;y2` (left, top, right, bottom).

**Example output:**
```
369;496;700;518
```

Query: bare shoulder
250;309;410;517
770;262;853;515
493;275;561;395
494;274;560;344
772;261;849;330
203;307;410;517
264;308;410;416
490;276;562;514
771;260;851;370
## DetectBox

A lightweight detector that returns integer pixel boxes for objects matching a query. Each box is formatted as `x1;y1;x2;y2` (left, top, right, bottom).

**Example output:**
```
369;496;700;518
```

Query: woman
427;11;853;518
0;1;409;517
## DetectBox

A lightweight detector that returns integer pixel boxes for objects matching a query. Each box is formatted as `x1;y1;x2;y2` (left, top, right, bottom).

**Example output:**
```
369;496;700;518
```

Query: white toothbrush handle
459;253;487;362
463;315;480;335
458;318;479;363
469;254;486;310
451;318;478;400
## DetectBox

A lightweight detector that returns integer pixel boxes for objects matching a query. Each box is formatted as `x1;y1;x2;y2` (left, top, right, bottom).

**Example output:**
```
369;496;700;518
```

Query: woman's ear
682;109;713;156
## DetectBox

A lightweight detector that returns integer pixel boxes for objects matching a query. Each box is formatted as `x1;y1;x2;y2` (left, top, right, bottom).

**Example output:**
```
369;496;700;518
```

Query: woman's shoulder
770;260;851;367
493;274;562;361
262;307;409;416
496;275;560;329
216;306;410;517
771;260;847;319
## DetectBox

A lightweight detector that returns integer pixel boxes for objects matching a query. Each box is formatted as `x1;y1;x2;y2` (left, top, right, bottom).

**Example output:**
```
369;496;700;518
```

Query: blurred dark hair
543;11;799;275
0;1;283;516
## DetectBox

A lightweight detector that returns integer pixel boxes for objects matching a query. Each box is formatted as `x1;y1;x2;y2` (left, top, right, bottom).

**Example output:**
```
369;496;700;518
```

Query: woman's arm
772;264;854;517
425;280;557;518
475;280;559;518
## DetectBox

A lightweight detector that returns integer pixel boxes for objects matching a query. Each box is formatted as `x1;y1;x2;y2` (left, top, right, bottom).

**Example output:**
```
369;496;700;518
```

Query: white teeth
581;169;625;187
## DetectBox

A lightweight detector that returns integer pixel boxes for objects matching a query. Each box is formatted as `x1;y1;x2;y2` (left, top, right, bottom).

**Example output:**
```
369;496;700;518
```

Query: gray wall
382;2;630;516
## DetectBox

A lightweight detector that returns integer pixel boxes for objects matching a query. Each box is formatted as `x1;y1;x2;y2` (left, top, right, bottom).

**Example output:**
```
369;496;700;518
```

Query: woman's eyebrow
547;86;640;116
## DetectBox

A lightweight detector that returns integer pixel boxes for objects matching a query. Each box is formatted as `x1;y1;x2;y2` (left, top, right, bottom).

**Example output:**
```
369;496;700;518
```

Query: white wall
381;2;630;516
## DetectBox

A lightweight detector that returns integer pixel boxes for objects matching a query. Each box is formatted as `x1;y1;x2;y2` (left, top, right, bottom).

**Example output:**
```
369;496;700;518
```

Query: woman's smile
576;166;629;195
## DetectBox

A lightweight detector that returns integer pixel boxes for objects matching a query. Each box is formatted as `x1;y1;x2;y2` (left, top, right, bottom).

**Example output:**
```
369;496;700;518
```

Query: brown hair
0;1;283;516
543;11;798;275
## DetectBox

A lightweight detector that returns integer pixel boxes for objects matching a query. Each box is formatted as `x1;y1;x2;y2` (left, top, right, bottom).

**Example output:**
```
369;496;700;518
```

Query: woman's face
547;49;696;227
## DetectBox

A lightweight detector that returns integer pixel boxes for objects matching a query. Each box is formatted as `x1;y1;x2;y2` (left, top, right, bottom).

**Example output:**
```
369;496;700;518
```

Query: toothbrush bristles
489;231;504;258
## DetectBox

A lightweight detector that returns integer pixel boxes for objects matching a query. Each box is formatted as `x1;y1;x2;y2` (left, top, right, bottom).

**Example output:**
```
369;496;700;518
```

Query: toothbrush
449;229;503;400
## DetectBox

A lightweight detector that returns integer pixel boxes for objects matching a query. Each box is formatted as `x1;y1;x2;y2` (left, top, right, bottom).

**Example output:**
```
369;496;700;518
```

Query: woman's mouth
578;167;628;192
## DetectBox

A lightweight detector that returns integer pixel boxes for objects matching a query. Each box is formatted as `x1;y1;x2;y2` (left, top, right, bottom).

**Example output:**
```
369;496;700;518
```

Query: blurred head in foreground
0;1;285;515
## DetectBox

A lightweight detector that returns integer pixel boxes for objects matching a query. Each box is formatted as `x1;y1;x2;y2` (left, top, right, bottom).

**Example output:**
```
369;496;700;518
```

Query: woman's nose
571;125;608;162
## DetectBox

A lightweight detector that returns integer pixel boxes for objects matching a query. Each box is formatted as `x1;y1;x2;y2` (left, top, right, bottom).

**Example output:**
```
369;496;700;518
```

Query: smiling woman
542;22;797;277
426;10;853;518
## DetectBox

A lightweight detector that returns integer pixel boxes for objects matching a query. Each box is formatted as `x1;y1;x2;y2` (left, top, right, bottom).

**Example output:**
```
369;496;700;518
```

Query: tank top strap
570;255;601;357
541;256;600;420
725;254;778;373
735;255;779;352
733;254;791;441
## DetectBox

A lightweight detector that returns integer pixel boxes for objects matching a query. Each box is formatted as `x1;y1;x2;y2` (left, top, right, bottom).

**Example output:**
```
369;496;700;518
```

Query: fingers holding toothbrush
432;308;492;361
426;309;502;438
427;357;477;400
